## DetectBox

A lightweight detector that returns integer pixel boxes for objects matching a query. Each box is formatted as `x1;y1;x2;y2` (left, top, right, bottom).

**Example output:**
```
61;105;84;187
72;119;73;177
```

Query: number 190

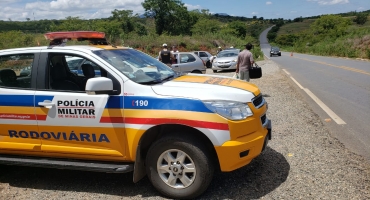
134;100;149;107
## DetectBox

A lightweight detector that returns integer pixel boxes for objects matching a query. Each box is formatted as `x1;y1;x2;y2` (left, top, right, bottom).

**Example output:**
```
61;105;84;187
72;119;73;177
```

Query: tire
212;70;217;73
279;53;281;56
270;54;272;57
206;61;211;68
191;70;202;74
146;135;214;199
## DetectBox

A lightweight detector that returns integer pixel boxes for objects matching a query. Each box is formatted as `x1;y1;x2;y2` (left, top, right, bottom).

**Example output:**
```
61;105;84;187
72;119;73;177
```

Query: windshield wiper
161;75;175;82
138;80;162;85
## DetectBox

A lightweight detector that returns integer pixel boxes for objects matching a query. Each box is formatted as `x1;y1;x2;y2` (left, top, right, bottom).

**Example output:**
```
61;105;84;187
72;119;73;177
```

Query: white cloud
184;4;202;10
358;7;364;11
266;1;272;5
1;0;146;21
1;0;204;21
251;12;258;15
307;0;349;5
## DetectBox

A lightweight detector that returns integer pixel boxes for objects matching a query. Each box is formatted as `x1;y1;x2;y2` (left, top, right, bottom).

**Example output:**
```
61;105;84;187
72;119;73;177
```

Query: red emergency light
44;31;108;46
44;31;105;40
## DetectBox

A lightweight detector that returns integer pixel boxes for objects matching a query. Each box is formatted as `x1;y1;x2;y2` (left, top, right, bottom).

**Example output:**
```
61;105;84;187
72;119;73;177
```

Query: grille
252;95;264;108
261;114;267;125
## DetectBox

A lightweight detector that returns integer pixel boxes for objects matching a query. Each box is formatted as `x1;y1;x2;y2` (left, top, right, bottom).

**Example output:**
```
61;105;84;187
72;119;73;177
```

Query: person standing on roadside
217;46;223;53
158;43;174;67
236;43;254;82
170;45;179;64
171;45;179;53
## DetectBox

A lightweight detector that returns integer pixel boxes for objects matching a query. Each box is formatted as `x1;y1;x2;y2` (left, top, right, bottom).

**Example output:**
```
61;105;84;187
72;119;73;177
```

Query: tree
191;19;221;35
111;9;135;33
354;12;368;25
310;15;351;37
52;17;90;31
228;21;247;38
142;0;192;35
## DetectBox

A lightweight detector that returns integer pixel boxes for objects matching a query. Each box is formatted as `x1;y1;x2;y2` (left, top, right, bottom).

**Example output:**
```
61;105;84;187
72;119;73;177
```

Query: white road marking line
284;69;346;125
290;77;304;89
303;89;346;125
282;69;290;75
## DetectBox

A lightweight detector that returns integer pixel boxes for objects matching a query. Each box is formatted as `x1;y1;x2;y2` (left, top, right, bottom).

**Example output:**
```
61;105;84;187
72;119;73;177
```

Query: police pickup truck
0;31;271;199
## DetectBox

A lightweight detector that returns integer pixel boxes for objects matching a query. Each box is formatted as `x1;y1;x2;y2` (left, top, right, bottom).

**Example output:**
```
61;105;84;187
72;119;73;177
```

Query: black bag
249;63;262;79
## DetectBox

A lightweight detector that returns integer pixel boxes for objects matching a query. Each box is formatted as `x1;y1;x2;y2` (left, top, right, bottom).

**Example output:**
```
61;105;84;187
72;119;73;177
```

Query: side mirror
85;77;115;95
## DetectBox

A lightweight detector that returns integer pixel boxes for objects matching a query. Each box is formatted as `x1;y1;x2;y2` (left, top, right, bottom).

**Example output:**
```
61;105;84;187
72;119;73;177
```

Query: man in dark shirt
158;43;175;66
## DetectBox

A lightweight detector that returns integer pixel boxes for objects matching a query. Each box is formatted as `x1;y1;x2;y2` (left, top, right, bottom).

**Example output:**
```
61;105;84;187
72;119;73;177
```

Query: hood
151;74;260;102
214;56;237;62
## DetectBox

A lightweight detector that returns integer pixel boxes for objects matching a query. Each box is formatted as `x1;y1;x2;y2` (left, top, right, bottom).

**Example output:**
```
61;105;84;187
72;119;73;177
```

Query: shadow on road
0;147;289;199
200;147;290;199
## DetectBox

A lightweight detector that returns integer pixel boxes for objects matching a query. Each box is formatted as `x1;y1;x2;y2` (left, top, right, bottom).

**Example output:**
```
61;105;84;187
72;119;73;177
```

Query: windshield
271;47;280;51
93;49;176;85
217;50;239;58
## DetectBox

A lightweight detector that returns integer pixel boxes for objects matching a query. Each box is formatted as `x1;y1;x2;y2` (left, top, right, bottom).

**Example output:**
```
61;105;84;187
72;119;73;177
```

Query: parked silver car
171;52;206;74
211;49;240;73
193;51;212;68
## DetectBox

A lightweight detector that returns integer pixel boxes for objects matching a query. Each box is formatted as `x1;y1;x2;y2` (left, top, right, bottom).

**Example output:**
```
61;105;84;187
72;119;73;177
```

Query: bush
354;13;368;25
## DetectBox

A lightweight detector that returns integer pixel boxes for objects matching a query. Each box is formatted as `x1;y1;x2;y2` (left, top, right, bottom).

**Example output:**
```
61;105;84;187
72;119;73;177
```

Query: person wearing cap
217;46;223;53
159;43;175;67
236;43;254;82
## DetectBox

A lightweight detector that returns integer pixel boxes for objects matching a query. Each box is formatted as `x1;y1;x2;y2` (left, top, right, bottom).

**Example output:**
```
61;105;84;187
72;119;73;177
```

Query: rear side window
0;54;34;89
180;54;196;63
199;52;208;57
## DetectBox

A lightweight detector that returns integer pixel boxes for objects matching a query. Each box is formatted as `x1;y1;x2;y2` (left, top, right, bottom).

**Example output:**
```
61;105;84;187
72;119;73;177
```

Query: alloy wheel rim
156;149;196;189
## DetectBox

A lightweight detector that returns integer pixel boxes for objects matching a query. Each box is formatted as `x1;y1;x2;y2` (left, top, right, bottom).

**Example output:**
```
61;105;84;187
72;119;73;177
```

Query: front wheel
146;135;214;199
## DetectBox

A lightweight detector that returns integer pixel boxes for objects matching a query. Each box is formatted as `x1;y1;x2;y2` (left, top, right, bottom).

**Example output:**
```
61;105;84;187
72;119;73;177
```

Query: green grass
278;19;315;35
275;16;370;59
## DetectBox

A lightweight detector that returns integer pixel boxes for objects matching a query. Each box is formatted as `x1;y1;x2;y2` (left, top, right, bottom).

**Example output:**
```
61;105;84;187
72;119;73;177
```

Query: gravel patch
0;60;369;199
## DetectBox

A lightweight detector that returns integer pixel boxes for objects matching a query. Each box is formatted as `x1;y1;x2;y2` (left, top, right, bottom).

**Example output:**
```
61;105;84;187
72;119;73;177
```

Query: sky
0;0;369;21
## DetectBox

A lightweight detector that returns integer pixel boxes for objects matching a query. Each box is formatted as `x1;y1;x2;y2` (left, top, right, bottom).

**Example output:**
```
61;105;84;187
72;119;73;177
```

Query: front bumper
215;118;272;172
212;62;237;70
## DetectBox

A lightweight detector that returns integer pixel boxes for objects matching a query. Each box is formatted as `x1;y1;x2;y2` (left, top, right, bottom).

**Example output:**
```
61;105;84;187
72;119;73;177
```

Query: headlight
232;59;237;62
203;100;253;120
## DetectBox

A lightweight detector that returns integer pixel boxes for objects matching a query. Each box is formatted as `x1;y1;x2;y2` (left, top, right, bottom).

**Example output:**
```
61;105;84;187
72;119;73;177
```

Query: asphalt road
260;27;370;160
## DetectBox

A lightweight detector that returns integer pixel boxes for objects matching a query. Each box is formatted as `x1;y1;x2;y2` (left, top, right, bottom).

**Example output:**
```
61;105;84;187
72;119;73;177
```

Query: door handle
38;100;55;109
173;65;178;67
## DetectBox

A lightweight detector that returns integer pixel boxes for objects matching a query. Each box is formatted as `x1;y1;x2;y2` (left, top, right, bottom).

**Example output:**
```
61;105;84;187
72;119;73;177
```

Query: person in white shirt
171;45;179;53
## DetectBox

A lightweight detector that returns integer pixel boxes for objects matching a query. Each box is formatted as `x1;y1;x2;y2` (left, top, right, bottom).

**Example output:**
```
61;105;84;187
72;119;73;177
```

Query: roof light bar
44;31;108;47
44;31;105;40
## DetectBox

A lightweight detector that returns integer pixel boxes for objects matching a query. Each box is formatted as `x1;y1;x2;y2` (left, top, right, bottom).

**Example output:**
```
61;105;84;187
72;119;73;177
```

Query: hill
269;11;370;59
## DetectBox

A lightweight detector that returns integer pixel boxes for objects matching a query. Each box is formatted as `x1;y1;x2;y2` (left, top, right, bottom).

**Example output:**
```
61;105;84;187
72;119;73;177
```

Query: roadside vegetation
1;0;368;60
268;10;370;59
0;0;272;60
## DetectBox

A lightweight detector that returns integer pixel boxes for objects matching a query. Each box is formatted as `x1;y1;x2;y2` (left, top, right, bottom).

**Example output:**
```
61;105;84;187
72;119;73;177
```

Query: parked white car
211;49;240;73
171;52;207;74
